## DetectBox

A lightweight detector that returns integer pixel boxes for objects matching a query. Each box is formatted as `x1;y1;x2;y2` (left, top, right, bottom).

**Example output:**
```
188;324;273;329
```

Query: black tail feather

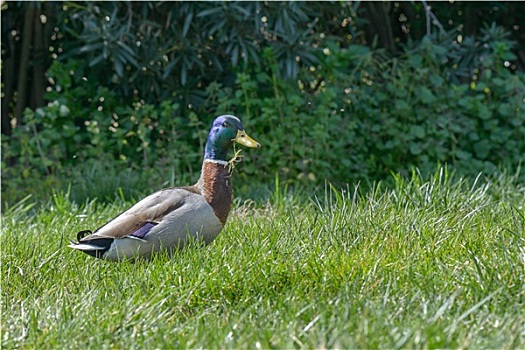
83;238;114;258
72;230;113;259
77;230;93;241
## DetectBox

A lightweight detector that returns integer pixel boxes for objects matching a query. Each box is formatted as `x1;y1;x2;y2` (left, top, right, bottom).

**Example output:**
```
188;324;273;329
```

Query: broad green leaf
410;125;426;139
419;87;436;104
409;142;422;155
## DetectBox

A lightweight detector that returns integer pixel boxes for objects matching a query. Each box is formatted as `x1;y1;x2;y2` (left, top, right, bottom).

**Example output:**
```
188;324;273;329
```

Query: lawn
2;168;524;349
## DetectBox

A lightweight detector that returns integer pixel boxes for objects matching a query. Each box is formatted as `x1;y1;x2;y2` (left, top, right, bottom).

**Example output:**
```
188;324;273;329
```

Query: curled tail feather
69;230;114;259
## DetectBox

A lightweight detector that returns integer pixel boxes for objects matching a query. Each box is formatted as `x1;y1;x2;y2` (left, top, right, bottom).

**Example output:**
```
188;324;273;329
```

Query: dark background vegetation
2;1;524;205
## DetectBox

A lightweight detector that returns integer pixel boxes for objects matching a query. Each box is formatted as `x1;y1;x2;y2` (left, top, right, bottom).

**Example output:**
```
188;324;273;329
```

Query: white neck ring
204;159;228;166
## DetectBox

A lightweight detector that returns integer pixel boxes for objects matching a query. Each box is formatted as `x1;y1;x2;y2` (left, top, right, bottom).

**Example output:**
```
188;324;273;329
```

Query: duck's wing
75;187;200;242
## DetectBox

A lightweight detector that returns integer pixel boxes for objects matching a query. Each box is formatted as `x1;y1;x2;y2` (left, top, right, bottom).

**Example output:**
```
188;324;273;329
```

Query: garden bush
210;27;524;185
2;25;524;205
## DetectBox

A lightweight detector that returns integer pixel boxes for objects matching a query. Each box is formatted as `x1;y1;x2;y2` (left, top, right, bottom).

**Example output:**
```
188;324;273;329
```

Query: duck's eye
222;122;229;127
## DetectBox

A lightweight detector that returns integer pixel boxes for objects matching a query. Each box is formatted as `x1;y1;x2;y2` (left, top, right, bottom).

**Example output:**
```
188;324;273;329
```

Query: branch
420;0;446;37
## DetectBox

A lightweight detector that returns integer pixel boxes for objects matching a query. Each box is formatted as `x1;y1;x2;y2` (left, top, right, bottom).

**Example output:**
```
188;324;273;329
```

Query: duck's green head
204;115;260;161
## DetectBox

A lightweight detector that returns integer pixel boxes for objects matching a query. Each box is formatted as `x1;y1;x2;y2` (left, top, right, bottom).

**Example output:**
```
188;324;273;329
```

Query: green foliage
342;28;525;179
209;27;525;185
54;1;355;105
2;22;524;206
2;170;524;348
209;47;362;185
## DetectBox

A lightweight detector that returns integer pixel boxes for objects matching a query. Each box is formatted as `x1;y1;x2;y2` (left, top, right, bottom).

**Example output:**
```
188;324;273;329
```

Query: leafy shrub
2;25;524;206
2;59;199;204
210;29;524;185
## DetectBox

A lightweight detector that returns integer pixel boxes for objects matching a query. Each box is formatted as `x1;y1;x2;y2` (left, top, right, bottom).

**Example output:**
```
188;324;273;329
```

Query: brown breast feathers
198;160;233;224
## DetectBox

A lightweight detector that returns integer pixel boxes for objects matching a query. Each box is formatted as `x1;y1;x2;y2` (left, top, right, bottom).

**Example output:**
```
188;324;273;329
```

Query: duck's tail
68;230;114;259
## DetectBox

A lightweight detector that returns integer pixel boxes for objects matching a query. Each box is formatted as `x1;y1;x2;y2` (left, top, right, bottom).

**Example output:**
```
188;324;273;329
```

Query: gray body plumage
68;187;224;261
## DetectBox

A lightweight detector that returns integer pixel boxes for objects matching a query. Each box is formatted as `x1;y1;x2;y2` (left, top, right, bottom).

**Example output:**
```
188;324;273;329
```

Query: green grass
2;168;525;349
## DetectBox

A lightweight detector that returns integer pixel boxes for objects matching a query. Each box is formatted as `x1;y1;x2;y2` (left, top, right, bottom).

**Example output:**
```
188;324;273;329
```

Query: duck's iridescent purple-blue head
204;115;260;161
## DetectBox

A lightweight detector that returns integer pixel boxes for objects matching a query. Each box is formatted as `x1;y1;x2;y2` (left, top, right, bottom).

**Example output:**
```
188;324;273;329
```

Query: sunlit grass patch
2;169;524;348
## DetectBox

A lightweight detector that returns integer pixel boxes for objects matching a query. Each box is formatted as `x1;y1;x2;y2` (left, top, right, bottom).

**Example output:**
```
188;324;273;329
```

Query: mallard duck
68;115;260;261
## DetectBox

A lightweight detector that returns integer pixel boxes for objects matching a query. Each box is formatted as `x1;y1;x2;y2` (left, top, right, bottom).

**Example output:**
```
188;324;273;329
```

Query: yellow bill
233;130;261;148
